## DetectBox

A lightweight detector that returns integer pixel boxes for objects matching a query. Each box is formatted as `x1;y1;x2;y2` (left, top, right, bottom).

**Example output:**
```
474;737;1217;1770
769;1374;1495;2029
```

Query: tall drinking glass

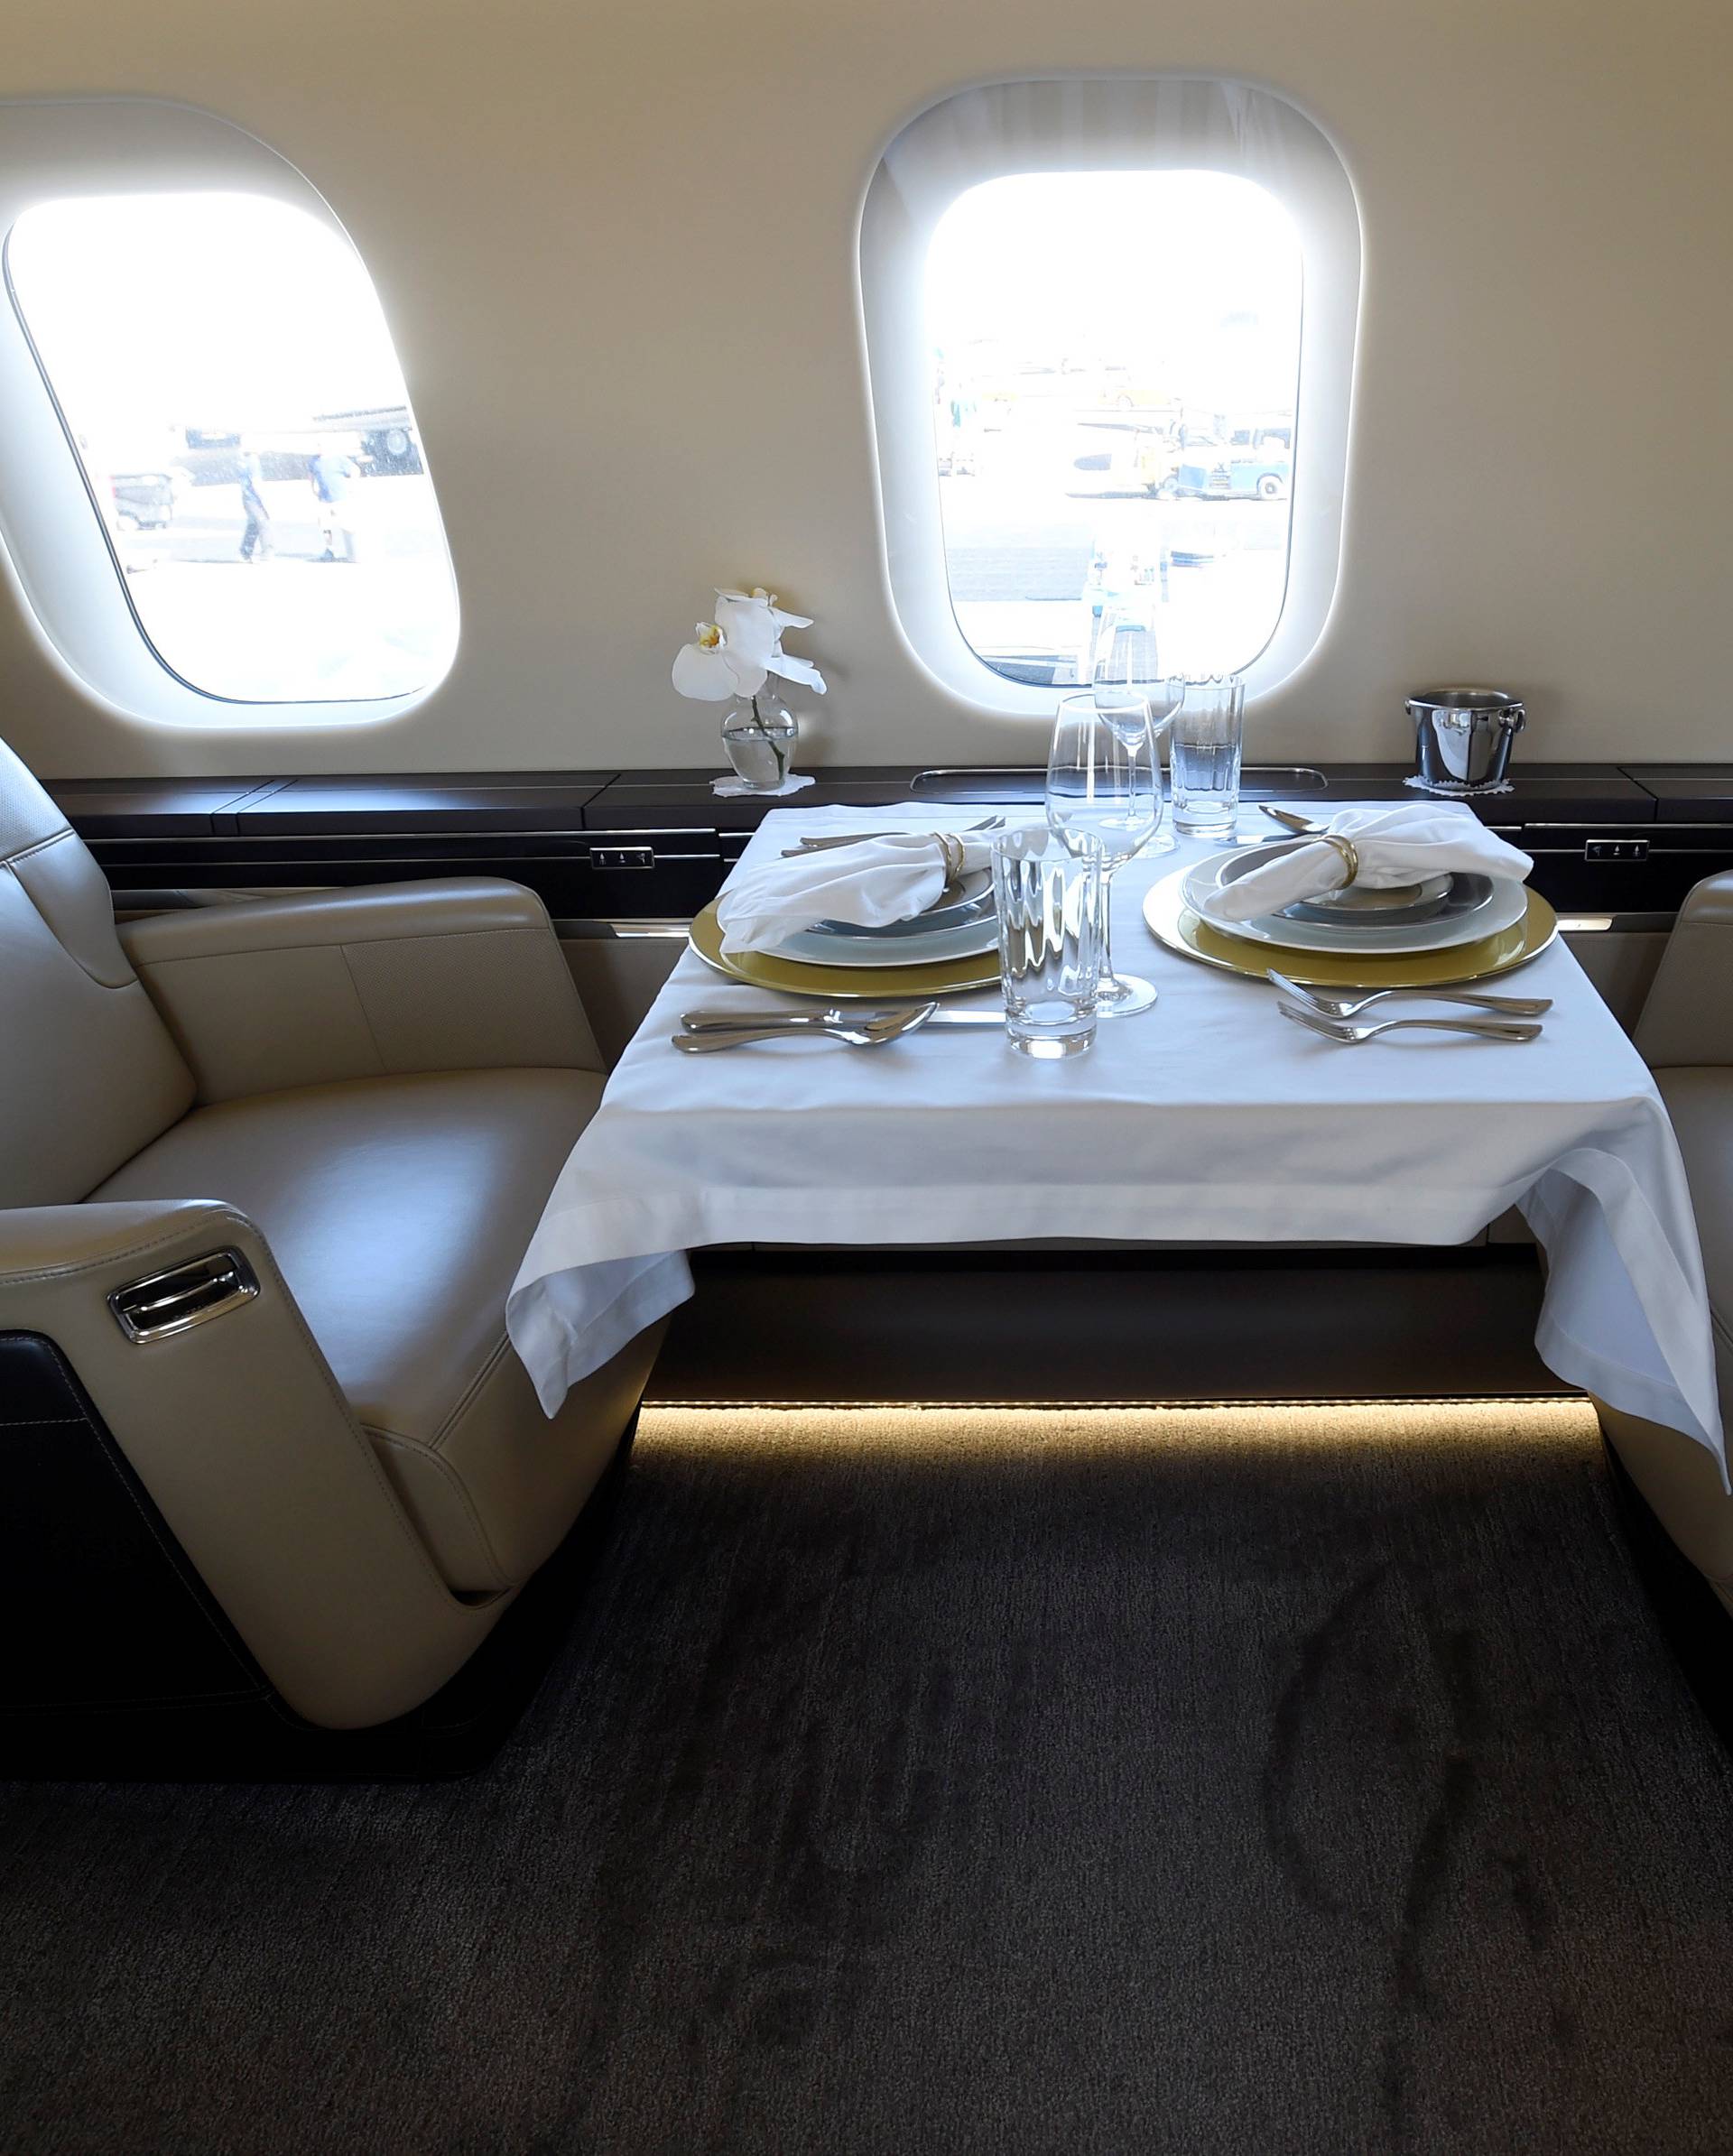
1045;691;1162;1017
1170;676;1246;837
992;827;1104;1059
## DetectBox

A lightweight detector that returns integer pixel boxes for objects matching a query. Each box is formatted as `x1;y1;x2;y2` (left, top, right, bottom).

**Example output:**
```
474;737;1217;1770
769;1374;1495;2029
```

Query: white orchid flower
672;586;828;701
672;617;747;699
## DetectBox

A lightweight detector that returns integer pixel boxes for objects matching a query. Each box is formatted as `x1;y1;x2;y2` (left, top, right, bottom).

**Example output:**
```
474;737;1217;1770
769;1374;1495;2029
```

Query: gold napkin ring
938;832;965;883
1315;832;1360;889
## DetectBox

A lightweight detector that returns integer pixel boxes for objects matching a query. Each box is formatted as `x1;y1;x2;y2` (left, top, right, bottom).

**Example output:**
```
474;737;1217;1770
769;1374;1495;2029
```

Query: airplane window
4;192;458;705
927;170;1302;686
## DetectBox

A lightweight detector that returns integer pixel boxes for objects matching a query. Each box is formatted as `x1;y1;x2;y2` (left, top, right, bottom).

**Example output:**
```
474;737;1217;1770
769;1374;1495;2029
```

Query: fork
1276;999;1542;1045
782;814;1005;856
1266;967;1552;1022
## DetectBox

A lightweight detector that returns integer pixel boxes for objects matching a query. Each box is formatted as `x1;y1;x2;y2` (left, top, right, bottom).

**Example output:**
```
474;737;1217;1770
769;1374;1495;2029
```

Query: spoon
672;1002;939;1051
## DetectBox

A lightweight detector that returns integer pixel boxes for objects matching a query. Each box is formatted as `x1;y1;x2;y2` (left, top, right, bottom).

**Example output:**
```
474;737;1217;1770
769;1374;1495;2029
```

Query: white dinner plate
809;866;995;941
1181;843;1525;955
1284;871;1453;925
773;911;1002;968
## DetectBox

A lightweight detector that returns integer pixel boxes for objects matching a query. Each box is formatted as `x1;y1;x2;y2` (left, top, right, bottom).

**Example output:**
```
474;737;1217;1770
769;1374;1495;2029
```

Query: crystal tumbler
992;827;1104;1059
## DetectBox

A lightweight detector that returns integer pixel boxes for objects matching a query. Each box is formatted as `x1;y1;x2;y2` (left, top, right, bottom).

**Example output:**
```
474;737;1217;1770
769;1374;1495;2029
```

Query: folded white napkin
711;773;816;800
717;830;997;956
1201;804;1533;924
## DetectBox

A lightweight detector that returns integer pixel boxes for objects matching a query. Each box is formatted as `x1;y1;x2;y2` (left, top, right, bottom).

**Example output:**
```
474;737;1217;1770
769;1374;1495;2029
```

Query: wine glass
1089;599;1185;854
1045;690;1162;1017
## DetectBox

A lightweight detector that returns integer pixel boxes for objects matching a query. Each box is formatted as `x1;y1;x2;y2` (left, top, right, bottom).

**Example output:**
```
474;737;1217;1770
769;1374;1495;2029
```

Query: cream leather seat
1598;873;1733;1618
93;1067;623;1596
0;733;661;1745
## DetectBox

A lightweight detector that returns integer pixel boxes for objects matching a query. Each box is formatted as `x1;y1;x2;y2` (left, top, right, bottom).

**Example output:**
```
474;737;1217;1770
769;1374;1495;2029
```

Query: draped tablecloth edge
511;1165;1727;1481
507;1251;694;1418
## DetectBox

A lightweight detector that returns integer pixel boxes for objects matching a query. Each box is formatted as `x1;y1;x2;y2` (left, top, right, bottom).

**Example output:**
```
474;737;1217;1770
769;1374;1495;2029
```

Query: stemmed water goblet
1087;599;1185;855
1045;689;1163;1017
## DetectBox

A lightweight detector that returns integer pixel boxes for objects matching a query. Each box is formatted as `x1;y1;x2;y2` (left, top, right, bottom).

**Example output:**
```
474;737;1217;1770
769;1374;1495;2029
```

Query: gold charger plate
689;900;1001;999
1142;872;1558;987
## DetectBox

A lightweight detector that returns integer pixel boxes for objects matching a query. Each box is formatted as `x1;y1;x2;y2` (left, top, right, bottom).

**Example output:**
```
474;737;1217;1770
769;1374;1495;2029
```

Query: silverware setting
713;806;1545;1050
1276;998;1543;1046
681;1004;1003;1034
672;1002;941;1052
781;814;1005;857
1265;967;1551;1022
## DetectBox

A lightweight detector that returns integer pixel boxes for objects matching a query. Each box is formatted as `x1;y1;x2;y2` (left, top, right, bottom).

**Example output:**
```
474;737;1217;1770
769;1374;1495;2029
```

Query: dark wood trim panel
1626;766;1733;824
43;762;1733;919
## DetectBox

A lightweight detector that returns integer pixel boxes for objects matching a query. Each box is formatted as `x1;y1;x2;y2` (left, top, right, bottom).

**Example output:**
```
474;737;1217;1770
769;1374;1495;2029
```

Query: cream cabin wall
0;0;1727;779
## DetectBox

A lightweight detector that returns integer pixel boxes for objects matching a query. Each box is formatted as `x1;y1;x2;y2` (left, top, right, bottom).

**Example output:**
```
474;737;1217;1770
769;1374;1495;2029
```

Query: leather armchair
0;735;663;1763
1598;871;1733;1616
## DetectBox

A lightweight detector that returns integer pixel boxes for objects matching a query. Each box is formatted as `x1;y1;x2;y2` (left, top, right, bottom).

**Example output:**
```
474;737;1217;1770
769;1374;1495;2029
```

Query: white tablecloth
508;803;1726;1478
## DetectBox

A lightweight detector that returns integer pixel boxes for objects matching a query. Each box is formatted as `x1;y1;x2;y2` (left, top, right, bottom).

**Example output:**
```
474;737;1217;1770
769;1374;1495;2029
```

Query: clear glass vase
719;690;797;792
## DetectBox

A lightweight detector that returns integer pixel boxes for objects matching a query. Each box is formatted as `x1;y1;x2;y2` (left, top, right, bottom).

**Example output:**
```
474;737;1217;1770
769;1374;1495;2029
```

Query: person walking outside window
310;442;361;562
237;449;273;563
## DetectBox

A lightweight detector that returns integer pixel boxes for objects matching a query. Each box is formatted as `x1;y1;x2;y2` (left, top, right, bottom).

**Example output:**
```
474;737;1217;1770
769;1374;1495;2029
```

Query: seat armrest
0;1200;501;1726
1636;871;1733;1068
121;876;602;1102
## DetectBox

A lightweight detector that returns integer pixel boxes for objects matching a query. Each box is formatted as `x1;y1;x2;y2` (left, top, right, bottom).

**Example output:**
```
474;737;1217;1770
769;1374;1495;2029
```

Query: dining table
507;800;1727;1484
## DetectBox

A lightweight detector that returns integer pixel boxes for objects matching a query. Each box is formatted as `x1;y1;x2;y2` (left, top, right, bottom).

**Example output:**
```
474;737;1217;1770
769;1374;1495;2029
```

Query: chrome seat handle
108;1249;260;1343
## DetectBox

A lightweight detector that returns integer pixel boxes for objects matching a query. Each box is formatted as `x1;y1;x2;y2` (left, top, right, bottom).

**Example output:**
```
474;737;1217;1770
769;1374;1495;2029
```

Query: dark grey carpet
5;1400;1733;2156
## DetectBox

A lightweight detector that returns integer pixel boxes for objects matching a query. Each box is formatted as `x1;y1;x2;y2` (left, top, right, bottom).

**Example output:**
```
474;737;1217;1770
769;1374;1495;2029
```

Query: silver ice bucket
1405;687;1526;796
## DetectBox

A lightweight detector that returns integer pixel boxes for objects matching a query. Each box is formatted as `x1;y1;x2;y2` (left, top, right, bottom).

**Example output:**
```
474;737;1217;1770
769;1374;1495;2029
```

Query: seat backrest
0;736;194;1206
1635;870;1733;1069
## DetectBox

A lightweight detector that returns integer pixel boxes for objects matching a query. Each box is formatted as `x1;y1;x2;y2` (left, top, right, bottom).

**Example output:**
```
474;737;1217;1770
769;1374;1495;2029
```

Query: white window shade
859;79;1361;717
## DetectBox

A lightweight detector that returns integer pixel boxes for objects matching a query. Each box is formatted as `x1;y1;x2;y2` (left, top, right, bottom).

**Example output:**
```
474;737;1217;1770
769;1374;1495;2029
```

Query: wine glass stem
1099;861;1120;987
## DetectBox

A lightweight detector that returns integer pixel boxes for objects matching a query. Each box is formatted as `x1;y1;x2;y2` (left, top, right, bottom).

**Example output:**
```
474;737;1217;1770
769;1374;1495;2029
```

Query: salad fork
1276;999;1542;1046
1266;967;1552;1022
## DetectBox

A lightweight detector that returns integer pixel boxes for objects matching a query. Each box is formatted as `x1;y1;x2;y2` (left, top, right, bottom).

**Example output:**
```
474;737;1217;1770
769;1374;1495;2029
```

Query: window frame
0;97;458;731
858;77;1362;719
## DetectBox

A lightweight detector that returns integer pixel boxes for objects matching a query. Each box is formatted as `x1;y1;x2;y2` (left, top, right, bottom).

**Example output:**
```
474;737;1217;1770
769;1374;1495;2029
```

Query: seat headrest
0;729;76;866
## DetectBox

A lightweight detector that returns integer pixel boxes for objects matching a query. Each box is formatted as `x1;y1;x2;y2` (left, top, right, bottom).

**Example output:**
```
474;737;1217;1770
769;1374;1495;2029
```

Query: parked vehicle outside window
108;467;178;530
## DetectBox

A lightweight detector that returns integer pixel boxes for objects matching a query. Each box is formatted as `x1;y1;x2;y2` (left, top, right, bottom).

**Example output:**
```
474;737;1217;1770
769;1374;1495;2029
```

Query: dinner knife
1260;804;1322;836
681;1004;1006;1032
780;814;1007;856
